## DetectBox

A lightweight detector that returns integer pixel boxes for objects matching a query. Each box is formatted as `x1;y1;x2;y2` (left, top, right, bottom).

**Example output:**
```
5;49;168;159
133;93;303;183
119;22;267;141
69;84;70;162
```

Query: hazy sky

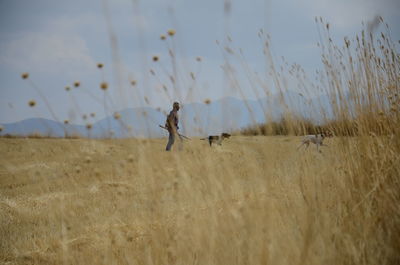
0;0;399;124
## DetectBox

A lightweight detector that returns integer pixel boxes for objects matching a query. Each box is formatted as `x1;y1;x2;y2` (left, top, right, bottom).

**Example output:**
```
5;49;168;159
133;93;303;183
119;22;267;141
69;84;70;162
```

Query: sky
0;0;399;124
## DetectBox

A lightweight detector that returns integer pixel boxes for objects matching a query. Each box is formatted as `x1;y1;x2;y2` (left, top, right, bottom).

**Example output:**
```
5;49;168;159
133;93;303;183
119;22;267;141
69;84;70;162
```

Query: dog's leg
317;144;322;153
297;141;305;150
209;138;212;147
297;143;303;150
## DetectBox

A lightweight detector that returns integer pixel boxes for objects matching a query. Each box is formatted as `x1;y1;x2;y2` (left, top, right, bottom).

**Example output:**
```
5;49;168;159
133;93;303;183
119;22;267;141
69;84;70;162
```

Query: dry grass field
1;9;399;265
1;135;399;264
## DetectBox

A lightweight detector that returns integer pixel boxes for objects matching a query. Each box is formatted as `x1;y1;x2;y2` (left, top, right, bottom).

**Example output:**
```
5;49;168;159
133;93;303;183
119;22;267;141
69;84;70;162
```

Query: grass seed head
86;123;92;130
100;82;108;91
28;100;36;107
160;34;166;40
152;56;159;62
21;73;29;79
74;81;80;88
167;29;176;36
113;112;121;120
97;63;104;69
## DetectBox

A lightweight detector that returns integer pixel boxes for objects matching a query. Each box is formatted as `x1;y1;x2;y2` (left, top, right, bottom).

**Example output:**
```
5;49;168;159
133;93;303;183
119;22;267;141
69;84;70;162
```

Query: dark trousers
165;131;175;151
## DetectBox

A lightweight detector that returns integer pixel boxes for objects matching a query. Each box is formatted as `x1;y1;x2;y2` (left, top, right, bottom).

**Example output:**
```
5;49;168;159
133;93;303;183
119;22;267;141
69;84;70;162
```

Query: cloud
46;13;105;34
0;12;112;77
0;31;96;77
304;0;400;29
0;8;153;77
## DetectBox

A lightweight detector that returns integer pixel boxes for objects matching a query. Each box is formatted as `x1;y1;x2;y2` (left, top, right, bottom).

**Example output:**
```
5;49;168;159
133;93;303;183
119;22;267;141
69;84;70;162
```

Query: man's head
173;102;180;111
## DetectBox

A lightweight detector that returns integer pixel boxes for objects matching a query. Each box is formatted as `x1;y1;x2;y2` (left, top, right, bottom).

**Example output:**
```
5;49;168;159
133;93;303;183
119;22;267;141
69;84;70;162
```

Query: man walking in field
165;102;180;151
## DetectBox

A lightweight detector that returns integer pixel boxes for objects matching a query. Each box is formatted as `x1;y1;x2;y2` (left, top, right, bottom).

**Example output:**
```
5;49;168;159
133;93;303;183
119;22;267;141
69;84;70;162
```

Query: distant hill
0;94;334;138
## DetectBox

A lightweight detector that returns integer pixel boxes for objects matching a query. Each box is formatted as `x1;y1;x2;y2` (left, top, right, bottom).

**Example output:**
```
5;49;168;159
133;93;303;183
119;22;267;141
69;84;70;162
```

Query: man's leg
166;132;175;151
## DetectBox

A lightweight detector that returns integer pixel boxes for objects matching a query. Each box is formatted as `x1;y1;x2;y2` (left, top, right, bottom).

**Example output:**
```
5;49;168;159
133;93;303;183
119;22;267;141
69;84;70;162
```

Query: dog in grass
201;133;231;146
297;132;332;153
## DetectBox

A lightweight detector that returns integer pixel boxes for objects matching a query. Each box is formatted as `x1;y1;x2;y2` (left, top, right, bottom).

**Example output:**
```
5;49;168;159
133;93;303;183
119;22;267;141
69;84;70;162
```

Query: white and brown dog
201;133;231;146
297;132;332;152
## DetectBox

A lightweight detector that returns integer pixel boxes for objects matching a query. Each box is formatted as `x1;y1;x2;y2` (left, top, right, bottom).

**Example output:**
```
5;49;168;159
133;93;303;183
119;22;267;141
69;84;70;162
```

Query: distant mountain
0;94;334;138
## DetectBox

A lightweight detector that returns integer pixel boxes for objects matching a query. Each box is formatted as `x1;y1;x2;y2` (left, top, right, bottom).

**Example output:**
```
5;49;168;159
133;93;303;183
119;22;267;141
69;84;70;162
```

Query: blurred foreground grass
1;136;399;264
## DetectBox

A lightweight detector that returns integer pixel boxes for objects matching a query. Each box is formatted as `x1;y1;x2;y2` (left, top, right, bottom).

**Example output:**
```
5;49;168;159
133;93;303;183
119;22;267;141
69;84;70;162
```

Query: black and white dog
201;133;231;146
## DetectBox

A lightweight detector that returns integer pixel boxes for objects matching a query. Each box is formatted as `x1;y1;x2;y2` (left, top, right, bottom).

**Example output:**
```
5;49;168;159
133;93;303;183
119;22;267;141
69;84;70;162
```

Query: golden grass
0;135;399;264
0;133;82;139
2;11;399;265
